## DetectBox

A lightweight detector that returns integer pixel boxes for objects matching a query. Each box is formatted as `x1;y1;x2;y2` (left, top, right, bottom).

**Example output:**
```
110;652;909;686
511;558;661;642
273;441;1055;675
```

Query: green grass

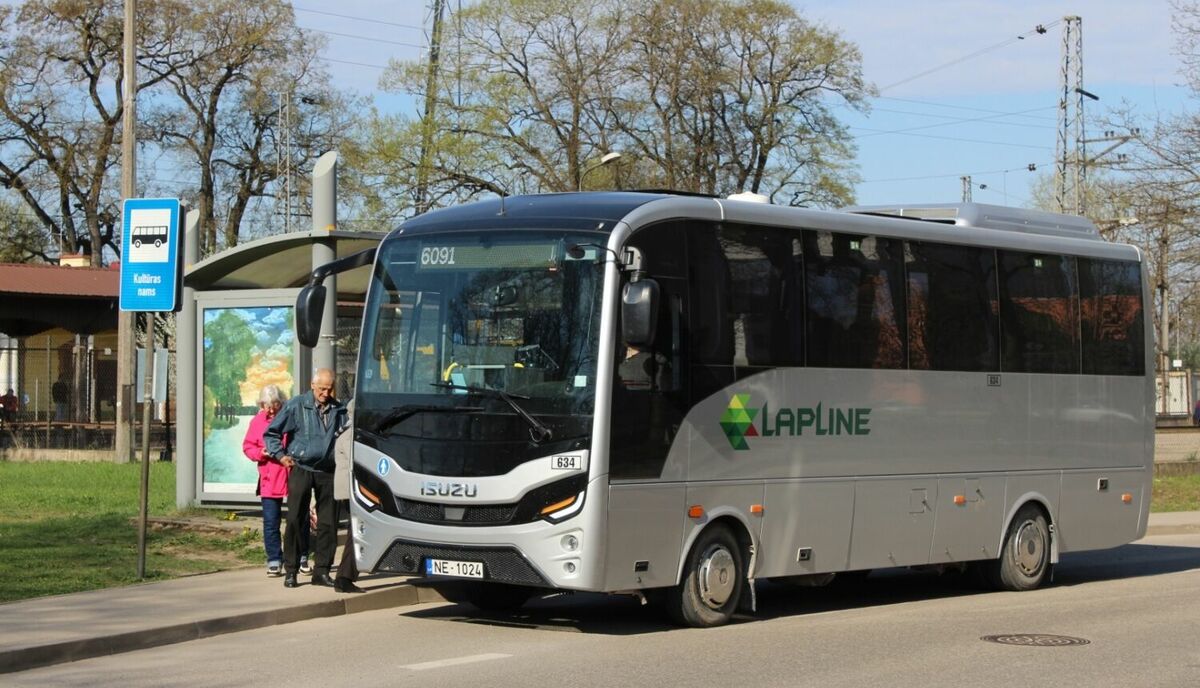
1152;474;1200;512
0;461;263;603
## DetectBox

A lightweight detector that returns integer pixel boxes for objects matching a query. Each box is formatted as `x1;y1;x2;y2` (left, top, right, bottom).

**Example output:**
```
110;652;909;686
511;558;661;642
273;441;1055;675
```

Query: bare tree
361;0;869;214
612;0;870;203
140;0;350;255
0;0;184;265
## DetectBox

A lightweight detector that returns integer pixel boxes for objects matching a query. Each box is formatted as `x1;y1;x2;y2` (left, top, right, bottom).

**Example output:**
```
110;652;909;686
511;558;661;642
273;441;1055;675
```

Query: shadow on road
401;542;1200;634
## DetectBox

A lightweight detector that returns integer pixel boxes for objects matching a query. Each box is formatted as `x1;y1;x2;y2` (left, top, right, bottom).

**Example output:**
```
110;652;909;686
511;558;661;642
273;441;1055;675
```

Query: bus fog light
354;517;364;535
564;561;577;574
561;534;580;551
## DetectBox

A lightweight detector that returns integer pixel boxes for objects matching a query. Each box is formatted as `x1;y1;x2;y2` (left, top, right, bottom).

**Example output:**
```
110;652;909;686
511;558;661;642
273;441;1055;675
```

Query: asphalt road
10;533;1200;688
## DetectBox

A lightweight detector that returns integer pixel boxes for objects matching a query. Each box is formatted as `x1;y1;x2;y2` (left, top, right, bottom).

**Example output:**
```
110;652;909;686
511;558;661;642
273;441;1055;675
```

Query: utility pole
415;0;446;215
1055;16;1088;216
283;91;293;232
116;0;137;465
961;176;973;203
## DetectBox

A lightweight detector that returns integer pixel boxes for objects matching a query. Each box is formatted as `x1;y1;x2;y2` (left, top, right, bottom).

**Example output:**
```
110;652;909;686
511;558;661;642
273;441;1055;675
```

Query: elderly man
264;368;347;589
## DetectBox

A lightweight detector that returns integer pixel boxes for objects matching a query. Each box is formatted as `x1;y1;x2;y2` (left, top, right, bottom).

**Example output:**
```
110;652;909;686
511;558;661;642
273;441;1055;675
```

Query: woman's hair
257;384;287;407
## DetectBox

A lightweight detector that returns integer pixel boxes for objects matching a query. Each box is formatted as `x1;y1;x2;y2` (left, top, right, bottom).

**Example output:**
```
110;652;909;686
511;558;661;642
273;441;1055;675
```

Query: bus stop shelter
177;228;381;507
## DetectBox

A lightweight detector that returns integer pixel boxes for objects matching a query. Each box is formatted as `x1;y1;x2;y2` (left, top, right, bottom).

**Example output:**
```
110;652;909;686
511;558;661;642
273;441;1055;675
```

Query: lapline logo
719;393;872;451
720;394;759;450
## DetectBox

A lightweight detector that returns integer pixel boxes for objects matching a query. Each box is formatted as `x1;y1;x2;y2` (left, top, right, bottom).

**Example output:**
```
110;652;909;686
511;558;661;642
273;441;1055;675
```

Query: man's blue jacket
263;390;347;473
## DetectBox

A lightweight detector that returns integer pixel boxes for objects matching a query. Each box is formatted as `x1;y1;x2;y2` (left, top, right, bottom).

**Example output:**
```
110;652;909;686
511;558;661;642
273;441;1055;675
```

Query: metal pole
176;209;199;508
137;313;154;579
312;152;338;373
116;0;138;464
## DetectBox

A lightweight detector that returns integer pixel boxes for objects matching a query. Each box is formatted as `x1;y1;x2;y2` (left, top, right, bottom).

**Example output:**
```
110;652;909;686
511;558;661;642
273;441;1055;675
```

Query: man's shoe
283;573;299;588
334;578;365;594
299;557;313;575
310;572;335;587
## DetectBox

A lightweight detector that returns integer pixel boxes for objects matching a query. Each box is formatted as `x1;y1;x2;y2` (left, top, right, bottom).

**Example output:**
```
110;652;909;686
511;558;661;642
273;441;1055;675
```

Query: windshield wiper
430;381;554;443
370;404;483;435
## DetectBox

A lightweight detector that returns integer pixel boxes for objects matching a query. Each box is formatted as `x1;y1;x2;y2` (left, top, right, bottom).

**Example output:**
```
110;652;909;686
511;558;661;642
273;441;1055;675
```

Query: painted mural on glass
202;306;294;493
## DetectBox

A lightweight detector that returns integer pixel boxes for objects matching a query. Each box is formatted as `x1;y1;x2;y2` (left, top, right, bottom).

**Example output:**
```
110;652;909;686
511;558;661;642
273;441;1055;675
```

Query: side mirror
296;285;327;348
621;279;659;347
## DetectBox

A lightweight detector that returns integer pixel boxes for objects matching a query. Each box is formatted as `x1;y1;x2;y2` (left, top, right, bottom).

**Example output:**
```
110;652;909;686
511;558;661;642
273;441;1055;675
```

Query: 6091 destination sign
416;242;559;270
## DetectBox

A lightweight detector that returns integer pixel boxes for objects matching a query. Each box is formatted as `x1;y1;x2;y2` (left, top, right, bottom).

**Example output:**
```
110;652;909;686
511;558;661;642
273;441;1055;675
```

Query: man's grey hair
257;384;286;406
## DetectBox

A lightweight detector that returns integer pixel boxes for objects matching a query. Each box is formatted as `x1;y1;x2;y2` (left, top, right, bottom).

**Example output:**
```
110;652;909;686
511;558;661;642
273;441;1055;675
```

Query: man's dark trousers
284;467;336;576
335;499;359;582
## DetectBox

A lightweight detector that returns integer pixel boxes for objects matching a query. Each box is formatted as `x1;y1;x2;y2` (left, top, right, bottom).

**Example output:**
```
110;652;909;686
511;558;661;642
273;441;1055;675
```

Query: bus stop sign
119;198;182;312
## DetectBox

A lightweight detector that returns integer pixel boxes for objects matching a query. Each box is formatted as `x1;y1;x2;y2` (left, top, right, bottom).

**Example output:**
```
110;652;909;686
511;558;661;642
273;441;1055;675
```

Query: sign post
120;198;182;579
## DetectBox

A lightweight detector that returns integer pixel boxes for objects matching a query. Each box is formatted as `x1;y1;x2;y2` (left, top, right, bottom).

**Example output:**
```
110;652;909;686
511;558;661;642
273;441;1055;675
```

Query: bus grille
396;498;518;526
375;539;548;586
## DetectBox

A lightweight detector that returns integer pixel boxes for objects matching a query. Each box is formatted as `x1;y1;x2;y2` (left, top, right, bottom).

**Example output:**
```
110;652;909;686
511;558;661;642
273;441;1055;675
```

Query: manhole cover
981;634;1090;647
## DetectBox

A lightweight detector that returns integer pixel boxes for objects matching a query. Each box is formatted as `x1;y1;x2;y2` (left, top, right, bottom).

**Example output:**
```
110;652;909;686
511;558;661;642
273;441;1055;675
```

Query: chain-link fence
0;334;174;452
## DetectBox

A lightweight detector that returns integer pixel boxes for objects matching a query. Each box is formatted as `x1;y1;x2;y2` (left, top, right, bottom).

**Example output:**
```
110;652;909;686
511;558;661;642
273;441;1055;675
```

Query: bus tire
438;581;534;612
988;504;1051;591
666;524;744;628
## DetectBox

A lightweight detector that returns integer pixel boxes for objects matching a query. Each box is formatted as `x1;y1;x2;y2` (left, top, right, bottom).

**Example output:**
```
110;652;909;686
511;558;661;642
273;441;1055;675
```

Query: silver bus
297;193;1152;627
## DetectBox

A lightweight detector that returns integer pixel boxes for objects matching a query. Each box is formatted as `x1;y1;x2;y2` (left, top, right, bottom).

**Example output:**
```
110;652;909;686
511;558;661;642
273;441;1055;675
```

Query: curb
1146;524;1200;536
0;583;445;675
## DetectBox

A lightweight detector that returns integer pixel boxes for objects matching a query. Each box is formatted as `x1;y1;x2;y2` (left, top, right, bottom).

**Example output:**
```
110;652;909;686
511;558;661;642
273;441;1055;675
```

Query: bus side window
998;251;1079;374
804;231;906;369
1079;258;1144;376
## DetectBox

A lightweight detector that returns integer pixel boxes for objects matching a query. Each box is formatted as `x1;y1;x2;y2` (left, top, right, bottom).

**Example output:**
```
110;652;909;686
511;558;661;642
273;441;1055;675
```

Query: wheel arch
674;510;758;585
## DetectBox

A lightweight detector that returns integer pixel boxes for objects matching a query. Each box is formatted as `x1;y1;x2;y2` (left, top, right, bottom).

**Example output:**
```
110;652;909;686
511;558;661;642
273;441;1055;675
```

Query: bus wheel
989;504;1051;591
667;524;744;628
438;581;534;613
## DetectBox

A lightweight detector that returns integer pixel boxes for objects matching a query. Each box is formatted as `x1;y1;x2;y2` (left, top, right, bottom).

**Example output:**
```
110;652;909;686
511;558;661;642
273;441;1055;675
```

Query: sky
298;0;1194;210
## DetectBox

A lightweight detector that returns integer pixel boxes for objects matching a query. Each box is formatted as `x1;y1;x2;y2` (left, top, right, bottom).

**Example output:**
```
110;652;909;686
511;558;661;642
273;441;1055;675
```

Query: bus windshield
355;230;607;476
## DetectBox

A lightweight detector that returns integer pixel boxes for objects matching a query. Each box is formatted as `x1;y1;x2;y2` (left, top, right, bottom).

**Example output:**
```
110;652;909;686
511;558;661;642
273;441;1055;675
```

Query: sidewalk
0;554;444;674
2;512;1198;675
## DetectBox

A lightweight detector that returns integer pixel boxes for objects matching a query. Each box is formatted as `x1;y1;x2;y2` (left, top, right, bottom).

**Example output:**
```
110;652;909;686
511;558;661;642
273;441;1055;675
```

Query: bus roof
395;192;677;236
392;192;1137;261
844;202;1101;240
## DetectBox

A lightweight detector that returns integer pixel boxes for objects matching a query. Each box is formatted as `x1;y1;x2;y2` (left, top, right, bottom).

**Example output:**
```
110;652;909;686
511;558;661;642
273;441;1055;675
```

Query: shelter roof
186;229;384;296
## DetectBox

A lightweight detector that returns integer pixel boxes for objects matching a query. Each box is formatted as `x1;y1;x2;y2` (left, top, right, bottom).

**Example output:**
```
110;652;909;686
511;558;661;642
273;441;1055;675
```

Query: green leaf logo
720;393;759;450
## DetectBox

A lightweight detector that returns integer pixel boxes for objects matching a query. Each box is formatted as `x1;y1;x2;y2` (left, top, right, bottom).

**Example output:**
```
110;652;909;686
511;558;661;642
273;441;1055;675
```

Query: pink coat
243;409;290;498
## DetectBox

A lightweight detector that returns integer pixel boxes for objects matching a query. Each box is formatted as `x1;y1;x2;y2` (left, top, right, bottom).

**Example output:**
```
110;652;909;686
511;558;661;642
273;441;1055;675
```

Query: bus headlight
541;491;586;522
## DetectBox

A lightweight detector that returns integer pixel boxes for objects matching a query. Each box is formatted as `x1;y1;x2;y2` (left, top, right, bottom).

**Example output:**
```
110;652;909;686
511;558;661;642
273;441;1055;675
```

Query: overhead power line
849;126;1052;150
870;106;1057;131
293;6;426;32
879;20;1060;92
873;96;1059;123
297;25;426;50
317;56;391;71
856;105;1058;140
860;161;1048;185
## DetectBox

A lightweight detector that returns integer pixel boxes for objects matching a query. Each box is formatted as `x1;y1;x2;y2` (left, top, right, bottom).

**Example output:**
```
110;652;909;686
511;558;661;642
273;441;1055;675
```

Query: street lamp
579;151;622;191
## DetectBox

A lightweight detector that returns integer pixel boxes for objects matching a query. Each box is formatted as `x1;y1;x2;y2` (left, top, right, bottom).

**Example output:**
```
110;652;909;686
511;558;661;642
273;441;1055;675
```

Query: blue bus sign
119;198;182;312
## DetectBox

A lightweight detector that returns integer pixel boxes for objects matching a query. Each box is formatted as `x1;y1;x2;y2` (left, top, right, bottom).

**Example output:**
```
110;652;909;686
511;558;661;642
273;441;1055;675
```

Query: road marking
401;653;512;671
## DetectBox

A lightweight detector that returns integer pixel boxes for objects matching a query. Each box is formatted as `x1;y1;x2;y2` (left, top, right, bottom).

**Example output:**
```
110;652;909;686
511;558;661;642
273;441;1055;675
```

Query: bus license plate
426;558;484;579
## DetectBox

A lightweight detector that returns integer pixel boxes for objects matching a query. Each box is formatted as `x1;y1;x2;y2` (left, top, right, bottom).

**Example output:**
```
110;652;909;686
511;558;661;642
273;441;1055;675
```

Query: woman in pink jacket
243;385;309;576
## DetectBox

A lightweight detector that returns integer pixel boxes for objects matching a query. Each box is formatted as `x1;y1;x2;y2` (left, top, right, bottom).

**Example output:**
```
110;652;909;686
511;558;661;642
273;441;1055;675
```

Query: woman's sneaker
267;563;282;577
299;557;312;575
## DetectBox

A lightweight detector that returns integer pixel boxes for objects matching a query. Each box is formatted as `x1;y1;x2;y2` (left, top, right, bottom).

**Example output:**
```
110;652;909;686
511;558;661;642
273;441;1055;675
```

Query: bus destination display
417;242;558;270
